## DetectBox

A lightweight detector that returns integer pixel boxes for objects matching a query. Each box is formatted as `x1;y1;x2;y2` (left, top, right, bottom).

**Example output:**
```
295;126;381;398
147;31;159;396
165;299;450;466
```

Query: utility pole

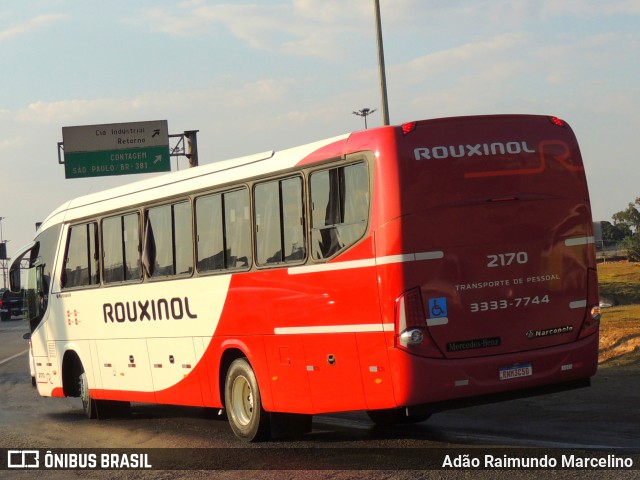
0;217;6;289
374;0;390;125
169;130;200;170
185;130;199;167
352;108;377;129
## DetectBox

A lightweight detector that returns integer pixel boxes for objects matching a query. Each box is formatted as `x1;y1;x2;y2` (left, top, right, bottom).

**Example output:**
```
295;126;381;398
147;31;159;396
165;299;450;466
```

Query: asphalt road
1;317;638;479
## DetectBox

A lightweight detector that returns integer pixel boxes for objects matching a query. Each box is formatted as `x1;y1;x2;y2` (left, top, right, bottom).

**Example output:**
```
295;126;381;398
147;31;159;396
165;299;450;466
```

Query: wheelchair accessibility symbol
428;297;448;319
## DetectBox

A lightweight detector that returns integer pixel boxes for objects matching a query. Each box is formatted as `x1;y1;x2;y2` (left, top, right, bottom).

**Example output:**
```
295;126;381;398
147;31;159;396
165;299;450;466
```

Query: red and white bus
11;114;600;441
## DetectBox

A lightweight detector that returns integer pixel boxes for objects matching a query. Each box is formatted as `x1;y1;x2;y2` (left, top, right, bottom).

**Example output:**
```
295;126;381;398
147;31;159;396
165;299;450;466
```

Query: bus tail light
395;288;444;358
401;122;417;135
579;307;600;339
548;116;566;127
579;268;600;339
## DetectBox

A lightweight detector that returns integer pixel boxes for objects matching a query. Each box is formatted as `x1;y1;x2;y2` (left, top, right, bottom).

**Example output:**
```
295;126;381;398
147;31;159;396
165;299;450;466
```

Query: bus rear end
375;115;599;412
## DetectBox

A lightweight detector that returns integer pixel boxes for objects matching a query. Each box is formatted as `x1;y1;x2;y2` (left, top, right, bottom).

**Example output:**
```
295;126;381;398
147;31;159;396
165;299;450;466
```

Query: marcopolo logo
414;141;536;160
103;296;198;323
526;325;574;339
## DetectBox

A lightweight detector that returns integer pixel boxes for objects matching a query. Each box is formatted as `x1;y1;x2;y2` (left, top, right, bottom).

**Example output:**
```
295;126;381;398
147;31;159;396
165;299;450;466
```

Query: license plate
499;363;532;381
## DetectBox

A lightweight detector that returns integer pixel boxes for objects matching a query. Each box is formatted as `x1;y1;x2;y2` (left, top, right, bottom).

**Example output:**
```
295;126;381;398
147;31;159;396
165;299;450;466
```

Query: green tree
601;221;631;244
612;196;640;233
612;197;640;261
620;235;640;262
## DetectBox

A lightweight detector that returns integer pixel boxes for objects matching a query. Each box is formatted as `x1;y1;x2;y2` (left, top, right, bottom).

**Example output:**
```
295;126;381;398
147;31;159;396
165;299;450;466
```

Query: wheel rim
230;374;254;426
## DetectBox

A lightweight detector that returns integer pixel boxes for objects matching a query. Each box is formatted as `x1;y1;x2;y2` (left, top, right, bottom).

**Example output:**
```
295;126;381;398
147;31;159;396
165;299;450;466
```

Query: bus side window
195;193;225;271
173;202;193;275
254;177;305;267
195;187;252;273
255;181;282;265
123;213;142;280
62;222;99;289
310;162;369;260
223;188;252;269
103;213;142;284
145;201;193;279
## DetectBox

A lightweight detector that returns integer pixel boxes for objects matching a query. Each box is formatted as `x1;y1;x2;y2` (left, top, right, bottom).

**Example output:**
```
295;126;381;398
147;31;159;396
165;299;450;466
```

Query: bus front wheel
79;369;130;419
224;358;270;442
79;371;99;419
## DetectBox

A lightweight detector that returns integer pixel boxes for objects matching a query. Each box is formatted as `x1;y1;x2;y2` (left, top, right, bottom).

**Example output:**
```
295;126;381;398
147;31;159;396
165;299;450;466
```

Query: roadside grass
597;262;640;367
598;262;640;306
599;304;640;366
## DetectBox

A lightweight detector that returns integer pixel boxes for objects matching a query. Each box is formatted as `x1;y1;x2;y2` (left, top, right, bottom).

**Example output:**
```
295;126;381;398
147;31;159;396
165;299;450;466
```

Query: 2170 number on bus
470;295;550;313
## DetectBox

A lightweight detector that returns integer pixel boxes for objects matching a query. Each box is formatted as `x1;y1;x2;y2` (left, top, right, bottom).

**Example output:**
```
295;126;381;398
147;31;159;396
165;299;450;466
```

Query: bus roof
39;133;350;232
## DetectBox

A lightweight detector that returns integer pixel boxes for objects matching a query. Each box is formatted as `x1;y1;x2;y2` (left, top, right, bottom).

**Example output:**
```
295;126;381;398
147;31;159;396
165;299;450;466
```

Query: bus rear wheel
224;358;270;442
367;408;402;426
367;408;431;426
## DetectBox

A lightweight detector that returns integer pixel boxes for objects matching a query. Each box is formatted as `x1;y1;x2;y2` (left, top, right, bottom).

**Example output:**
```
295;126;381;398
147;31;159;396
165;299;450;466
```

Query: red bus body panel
371;115;598;410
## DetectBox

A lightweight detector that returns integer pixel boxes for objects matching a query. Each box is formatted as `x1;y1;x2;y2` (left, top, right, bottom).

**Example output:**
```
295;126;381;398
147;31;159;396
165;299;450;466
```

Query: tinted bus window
310;162;369;259
255;177;305;266
62;223;99;288
146;201;193;278
196;194;224;271
224;188;252;269
174;202;193;275
196;188;252;272
102;213;142;284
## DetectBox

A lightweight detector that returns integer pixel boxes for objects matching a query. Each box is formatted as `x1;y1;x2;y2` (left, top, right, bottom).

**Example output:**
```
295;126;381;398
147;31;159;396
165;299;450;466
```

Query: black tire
79;370;130;419
367;408;431;426
79;371;99;419
367;408;403;426
224;358;270;442
402;413;431;424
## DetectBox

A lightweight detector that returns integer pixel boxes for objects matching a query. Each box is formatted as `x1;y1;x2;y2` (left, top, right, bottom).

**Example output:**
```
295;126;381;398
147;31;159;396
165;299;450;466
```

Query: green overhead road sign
62;120;170;179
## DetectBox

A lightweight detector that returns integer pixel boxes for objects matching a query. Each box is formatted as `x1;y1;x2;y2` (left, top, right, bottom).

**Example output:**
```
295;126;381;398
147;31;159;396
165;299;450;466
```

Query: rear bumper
387;332;599;409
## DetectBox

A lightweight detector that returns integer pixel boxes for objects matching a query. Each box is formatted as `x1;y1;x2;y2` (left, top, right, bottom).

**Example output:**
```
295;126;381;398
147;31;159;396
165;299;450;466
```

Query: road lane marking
0;349;28;366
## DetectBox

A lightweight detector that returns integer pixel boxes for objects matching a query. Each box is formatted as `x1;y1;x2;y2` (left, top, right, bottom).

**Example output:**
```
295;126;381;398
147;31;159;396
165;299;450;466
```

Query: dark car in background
0;288;24;321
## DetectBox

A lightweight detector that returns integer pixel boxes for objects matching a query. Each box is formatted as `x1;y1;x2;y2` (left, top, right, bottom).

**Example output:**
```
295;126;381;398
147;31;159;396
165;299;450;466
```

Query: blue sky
1;0;639;256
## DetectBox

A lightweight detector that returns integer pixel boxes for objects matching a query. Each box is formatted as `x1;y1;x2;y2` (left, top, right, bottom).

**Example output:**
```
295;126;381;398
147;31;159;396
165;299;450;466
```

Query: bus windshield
10;224;61;333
